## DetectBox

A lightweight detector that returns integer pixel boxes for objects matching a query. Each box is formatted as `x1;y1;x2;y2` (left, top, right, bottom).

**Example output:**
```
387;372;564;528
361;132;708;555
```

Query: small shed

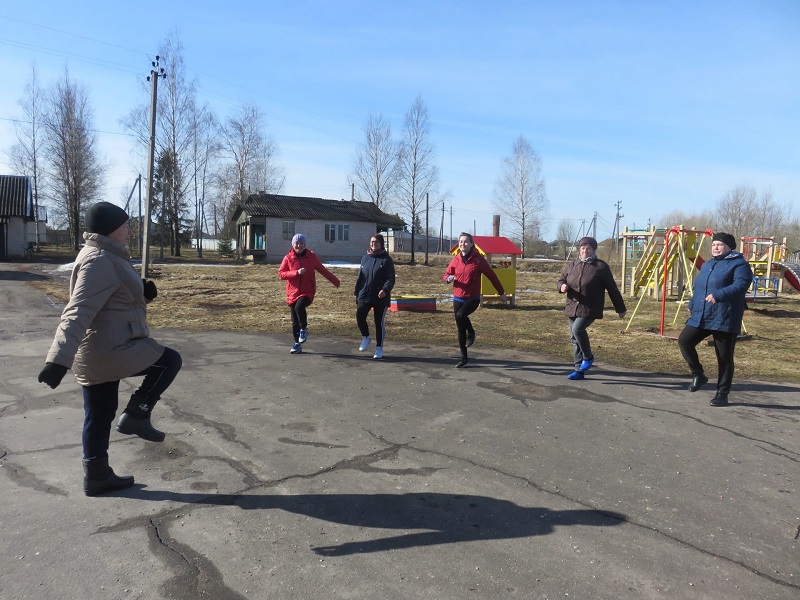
0;175;43;259
450;235;523;306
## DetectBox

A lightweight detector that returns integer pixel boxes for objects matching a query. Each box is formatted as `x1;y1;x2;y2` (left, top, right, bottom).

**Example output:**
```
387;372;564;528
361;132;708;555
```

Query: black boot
117;394;166;442
83;457;134;496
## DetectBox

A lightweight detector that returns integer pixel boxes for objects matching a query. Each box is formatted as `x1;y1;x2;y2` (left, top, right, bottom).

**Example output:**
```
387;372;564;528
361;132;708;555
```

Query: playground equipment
740;236;800;298
621;226;710;299
623;226;712;335
449;235;522;306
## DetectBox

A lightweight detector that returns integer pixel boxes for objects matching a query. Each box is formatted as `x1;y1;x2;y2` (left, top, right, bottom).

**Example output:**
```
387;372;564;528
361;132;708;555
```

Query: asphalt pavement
0;263;798;600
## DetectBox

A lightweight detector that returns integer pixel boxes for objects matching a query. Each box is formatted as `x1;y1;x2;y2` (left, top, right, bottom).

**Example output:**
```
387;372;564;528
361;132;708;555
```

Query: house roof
232;193;406;230
449;235;523;255
0;175;34;219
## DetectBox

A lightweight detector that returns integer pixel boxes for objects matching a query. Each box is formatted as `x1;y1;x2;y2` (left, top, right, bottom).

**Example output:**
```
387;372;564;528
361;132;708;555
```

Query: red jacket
278;248;340;305
444;250;505;300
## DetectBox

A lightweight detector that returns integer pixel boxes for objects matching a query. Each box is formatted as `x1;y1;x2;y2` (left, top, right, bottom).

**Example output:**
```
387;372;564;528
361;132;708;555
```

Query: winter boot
83;457;134;496
117;394;166;442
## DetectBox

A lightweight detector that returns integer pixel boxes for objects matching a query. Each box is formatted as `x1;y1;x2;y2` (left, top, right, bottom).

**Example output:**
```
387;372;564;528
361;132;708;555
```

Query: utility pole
439;203;445;254
123;174;141;255
612;200;623;255
424;192;429;265
142;56;166;278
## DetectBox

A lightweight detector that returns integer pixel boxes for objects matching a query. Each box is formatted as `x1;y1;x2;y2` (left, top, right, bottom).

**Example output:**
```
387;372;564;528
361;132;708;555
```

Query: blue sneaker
290;342;302;354
298;329;308;344
579;358;594;372
567;370;585;380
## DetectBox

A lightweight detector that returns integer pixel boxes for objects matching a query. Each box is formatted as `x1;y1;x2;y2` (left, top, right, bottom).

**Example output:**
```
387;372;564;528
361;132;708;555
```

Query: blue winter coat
686;251;752;334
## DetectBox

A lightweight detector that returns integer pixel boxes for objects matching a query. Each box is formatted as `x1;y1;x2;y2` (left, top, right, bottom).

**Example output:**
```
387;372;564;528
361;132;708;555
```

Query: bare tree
9;63;46;246
349;113;399;210
556;218;576;259
189;106;220;256
494;135;547;257
657;209;714;231
712;184;792;241
42;69;105;250
216;102;284;238
396;95;439;263
122;32;201;256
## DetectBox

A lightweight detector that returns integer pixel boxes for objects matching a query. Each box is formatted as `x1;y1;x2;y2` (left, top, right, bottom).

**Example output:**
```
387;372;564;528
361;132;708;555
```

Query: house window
282;221;295;240
325;223;349;242
251;224;266;250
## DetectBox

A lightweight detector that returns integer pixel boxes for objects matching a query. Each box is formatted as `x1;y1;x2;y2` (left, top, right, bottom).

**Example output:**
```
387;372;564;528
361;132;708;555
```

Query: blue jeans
82;347;182;460
569;317;595;369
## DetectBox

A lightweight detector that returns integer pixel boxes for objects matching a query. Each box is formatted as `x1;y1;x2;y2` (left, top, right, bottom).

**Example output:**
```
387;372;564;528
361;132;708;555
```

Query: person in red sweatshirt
278;234;340;354
443;232;507;368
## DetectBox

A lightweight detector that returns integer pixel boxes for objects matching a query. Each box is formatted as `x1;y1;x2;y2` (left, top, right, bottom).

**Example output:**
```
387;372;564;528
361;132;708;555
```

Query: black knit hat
85;202;129;236
578;236;598;250
712;232;737;251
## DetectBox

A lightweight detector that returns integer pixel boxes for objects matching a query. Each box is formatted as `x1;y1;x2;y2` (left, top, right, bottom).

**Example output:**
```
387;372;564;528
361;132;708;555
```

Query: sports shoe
373;347;383;360
567;370;585;380
359;336;371;351
578;358;594;372
466;331;476;347
290;342;302;354
455;356;469;368
298;329;308;344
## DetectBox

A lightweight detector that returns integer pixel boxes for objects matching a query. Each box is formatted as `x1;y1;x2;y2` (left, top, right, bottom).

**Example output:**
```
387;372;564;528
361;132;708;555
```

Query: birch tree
9;63;46;245
349;113;399;210
396;95;439;263
494;135;548;257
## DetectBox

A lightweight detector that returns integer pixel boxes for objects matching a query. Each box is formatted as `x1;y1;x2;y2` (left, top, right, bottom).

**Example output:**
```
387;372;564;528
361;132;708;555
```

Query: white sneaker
373;347;383;360
359;336;371;351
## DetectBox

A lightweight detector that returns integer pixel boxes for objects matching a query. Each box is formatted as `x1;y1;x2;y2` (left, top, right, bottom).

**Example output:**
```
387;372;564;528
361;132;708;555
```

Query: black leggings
289;296;312;342
356;302;388;347
453;297;480;358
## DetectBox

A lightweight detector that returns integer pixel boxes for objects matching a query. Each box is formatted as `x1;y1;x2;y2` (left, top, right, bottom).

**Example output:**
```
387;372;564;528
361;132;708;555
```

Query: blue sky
1;1;798;241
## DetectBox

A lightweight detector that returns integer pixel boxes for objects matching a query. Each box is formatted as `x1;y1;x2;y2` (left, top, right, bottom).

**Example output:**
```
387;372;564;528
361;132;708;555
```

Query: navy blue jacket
354;250;395;306
686;251;752;334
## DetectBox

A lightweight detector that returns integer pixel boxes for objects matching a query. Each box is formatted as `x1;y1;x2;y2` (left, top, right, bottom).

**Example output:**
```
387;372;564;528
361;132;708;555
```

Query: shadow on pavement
111;490;627;555
0;269;50;281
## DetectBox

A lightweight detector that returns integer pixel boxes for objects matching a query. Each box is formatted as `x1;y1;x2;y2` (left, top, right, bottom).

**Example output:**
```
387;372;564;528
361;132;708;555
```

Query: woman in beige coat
37;202;182;496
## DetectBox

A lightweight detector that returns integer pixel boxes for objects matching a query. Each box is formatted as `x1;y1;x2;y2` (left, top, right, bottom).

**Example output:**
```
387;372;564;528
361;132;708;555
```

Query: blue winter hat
291;234;306;245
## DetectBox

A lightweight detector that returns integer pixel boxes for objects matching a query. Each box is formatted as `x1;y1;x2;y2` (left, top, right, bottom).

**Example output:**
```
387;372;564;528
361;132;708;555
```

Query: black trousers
678;325;737;396
453;297;481;358
82;347;182;460
356;302;388;347
289;296;312;342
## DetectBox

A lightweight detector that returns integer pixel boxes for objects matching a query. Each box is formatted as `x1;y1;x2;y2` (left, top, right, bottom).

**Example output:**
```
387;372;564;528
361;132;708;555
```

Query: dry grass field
27;247;800;384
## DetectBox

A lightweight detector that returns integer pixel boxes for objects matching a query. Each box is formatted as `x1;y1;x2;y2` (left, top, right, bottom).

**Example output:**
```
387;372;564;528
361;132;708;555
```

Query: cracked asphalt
1;266;798;599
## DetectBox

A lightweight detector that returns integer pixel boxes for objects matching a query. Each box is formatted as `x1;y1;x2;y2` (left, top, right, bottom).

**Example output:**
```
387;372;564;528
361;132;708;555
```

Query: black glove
143;279;158;301
38;363;69;389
